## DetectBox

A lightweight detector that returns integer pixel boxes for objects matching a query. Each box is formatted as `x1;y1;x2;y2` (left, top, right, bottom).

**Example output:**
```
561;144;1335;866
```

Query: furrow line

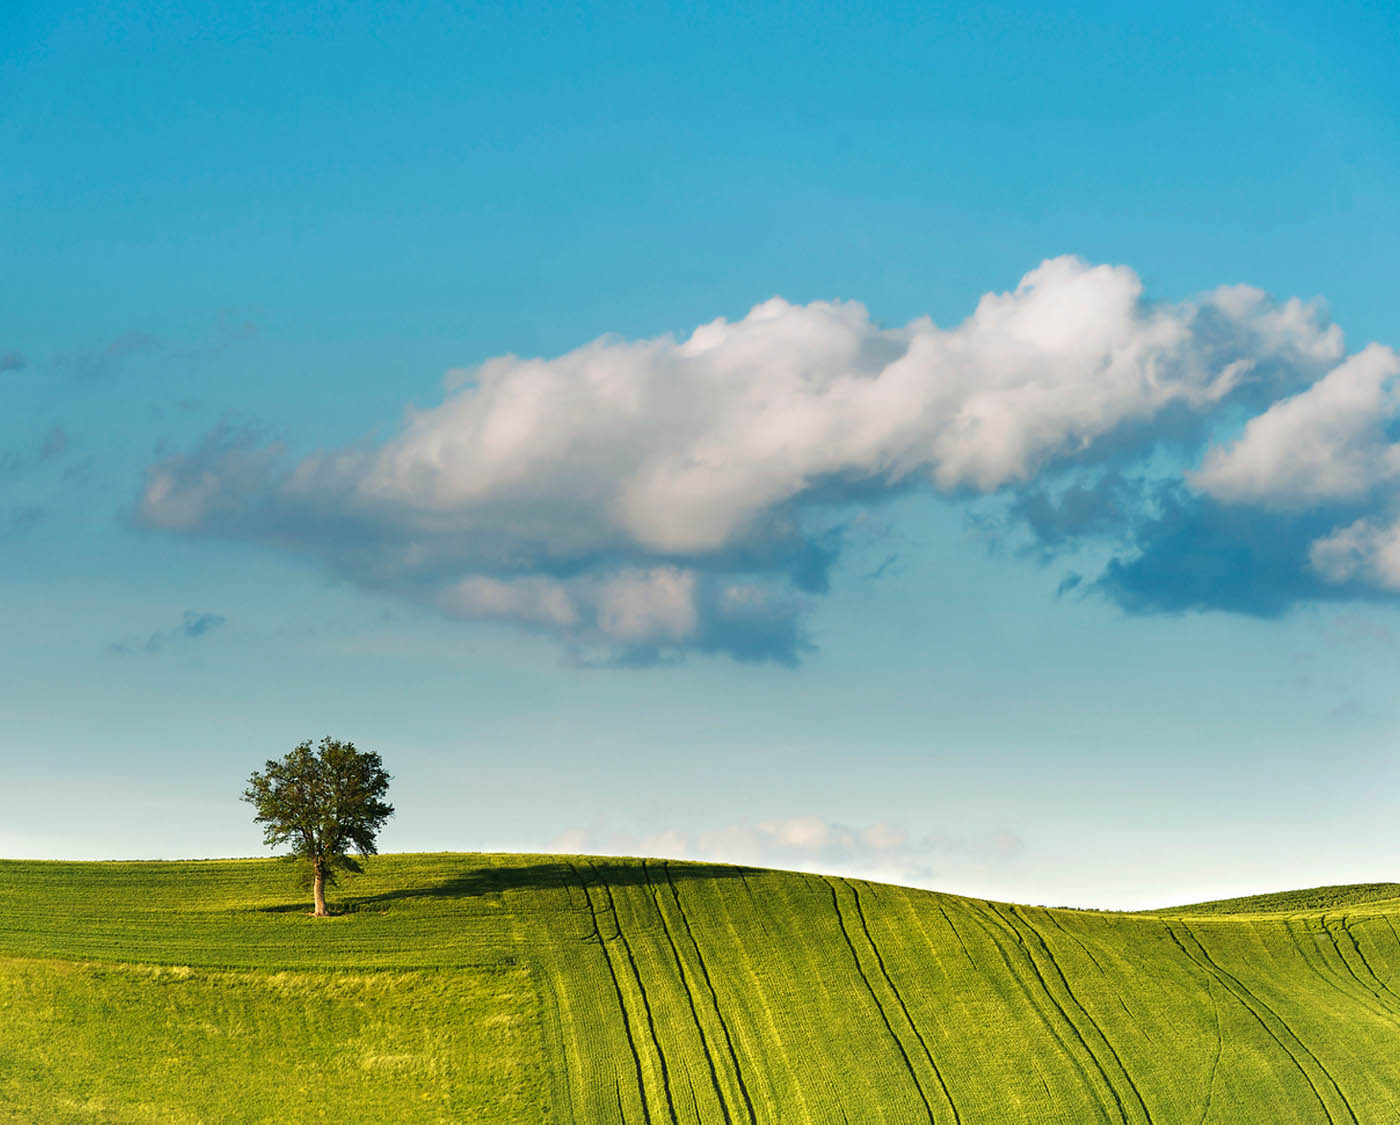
641;860;732;1125
1324;919;1400;1121
981;903;1129;1123
1167;923;1346;1125
1282;919;1343;994
1043;913;1153;1044
823;877;936;1123
1305;917;1400;1120
1181;922;1357;1125
1336;915;1400;1011
569;863;650;1125
735;871;773;938
1283;919;1400;1032
1010;906;1151;1123
1044;912;1108;974
662;862;758;1125
843;880;962;1124
963;901;1112;1114
935;904;975;964
1160;922;1322;1121
1375;914;1400;987
592;862;680;1125
684;1074;699;1121
1318;915;1396;1010
1197;977;1222;1125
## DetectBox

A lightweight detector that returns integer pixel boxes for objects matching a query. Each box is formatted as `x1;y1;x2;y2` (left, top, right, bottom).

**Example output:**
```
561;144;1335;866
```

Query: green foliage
242;736;393;895
2;853;1400;1122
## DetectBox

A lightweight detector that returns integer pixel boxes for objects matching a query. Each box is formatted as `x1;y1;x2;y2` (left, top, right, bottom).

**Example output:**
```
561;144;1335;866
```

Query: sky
3;0;1399;909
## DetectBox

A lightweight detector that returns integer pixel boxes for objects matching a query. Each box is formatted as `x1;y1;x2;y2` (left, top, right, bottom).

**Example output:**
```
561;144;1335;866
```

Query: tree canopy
242;736;394;916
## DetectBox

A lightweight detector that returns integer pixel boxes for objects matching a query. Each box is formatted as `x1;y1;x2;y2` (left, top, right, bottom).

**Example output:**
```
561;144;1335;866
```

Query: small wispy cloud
65;332;159;380
2;507;44;538
57;315;258;381
1055;572;1084;597
108;610;227;656
548;814;1026;887
861;553;900;582
0;427;71;481
1327;698;1364;722
39;426;67;462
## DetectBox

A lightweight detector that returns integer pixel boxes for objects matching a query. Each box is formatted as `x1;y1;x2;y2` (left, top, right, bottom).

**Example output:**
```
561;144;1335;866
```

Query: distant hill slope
2;853;1398;1123
1150;882;1400;916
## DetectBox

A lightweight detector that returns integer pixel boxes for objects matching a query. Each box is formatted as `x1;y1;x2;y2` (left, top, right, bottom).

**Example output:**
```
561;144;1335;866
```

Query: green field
2;853;1399;1122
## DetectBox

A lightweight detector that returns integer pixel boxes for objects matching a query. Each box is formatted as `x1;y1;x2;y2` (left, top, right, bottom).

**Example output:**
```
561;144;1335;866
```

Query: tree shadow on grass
258;857;759;914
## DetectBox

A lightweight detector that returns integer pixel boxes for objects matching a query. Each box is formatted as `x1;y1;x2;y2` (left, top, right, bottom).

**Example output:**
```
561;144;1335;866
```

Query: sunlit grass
2;853;1398;1121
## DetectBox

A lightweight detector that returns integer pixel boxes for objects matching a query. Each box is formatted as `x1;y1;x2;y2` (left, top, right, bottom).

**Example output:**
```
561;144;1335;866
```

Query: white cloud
547;815;1027;887
438;575;580;629
140;255;1372;658
1309;516;1400;589
433;567;715;649
595;567;698;642
1193;344;1400;506
342;256;1332;554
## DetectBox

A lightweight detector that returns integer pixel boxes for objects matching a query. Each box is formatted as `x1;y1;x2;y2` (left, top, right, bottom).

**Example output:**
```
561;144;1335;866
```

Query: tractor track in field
934;904;975;964
1196;976;1223;1125
641;860;733;1125
1166;922;1356;1125
1383;915;1400;962
1041;913;1154;1046
823;877;937;1123
683;1074;699;1121
569;863;652;1125
661;862;758;1125
1009;906;1152;1121
962;901;1115;1117
1282;919;1400;1032
1318;915;1395;1009
16;858;1400;1122
615;1078;630;1124
1003;905;1151;1122
1333;916;1400;1012
1183;922;1358;1125
1319;918;1400;1120
1282;920;1348;999
978;903;1135;1123
591;862;680;1125
735;871;775;940
1166;924;1326;1118
1043;913;1108;974
842;880;962;1125
1282;920;1381;1016
898;896;964;978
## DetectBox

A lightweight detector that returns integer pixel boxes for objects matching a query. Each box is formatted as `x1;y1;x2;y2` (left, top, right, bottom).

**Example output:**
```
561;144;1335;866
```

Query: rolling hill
2;852;1398;1122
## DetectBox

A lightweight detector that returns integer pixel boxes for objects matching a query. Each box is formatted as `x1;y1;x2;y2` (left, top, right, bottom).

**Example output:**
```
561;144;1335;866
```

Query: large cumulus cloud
139;255;1396;662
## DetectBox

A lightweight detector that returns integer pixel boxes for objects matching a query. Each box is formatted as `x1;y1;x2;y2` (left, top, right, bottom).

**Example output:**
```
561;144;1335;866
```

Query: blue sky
3;1;1398;907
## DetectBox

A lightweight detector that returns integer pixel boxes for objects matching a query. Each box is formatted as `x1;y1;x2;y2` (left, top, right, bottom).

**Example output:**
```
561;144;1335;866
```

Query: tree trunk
312;859;328;916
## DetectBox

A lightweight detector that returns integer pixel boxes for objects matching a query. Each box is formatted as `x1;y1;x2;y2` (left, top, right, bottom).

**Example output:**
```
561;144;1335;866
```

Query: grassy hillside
1149;882;1400;916
2;854;1399;1122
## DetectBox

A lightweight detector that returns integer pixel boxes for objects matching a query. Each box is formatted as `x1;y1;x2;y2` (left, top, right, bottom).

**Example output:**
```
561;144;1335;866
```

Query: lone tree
242;736;394;916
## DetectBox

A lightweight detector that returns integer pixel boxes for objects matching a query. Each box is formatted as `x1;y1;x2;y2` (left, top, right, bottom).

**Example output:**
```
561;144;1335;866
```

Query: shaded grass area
2;853;1400;1122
